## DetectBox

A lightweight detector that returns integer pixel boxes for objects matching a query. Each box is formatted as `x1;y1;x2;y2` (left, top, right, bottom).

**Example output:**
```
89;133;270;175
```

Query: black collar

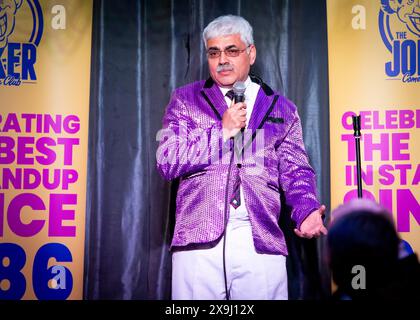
203;74;274;96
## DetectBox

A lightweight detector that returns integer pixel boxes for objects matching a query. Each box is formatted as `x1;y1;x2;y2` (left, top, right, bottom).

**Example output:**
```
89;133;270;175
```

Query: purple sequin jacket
156;77;320;255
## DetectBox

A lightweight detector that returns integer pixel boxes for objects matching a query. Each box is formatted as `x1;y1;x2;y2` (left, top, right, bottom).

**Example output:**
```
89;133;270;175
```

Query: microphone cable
222;81;246;300
222;140;235;300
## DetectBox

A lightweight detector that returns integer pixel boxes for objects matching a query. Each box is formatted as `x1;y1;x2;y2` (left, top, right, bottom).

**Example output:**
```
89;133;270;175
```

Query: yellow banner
0;0;92;299
327;0;420;255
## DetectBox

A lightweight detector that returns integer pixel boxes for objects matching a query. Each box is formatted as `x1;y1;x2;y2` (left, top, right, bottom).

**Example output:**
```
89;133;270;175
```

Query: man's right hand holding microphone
222;100;247;141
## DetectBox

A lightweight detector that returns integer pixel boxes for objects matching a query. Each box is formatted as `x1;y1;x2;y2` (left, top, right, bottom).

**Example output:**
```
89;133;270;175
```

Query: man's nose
218;51;229;64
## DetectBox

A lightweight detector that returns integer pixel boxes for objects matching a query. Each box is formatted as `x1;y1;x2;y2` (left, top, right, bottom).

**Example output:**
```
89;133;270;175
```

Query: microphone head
233;81;246;95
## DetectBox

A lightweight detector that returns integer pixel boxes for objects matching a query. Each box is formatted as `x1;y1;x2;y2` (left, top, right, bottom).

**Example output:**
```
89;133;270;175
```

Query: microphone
233;81;246;133
233;81;246;103
232;81;246;168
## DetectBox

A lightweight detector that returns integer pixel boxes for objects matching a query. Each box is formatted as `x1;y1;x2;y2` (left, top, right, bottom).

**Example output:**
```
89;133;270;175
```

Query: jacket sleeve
277;102;321;229
156;90;229;181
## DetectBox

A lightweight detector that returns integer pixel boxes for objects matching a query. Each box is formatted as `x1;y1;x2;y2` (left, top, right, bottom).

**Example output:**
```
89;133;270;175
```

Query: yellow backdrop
0;0;92;299
327;0;420;255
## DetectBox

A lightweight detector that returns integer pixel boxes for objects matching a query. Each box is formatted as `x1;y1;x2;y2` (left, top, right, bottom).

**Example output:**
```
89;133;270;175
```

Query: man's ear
249;45;257;66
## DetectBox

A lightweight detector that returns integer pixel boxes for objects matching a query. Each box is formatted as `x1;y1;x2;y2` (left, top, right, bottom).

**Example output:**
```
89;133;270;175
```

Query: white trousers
171;222;288;300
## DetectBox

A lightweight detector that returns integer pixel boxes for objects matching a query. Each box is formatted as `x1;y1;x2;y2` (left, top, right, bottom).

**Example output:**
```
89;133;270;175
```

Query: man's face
206;33;256;88
0;0;22;49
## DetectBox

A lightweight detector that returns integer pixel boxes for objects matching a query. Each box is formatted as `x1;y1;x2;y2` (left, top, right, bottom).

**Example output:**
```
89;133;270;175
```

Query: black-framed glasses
206;45;250;59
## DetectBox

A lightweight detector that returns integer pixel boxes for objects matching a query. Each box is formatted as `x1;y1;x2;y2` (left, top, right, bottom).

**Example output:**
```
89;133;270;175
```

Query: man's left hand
294;205;328;239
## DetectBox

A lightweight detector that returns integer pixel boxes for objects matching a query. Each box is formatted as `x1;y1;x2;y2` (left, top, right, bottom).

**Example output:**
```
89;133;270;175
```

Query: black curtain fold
85;0;330;300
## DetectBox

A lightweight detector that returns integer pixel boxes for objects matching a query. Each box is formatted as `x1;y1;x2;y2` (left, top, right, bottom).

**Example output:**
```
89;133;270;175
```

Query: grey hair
202;15;254;49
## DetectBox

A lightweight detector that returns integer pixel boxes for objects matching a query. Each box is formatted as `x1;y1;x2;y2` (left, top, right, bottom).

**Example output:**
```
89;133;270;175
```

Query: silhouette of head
328;199;400;298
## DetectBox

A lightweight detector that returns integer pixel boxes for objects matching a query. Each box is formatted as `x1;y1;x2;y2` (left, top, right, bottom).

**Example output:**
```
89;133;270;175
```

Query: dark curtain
84;0;330;299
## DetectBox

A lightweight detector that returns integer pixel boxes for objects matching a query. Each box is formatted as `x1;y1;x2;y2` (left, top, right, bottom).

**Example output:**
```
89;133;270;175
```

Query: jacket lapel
247;89;273;130
199;76;279;154
200;78;227;121
242;78;279;153
247;74;276;130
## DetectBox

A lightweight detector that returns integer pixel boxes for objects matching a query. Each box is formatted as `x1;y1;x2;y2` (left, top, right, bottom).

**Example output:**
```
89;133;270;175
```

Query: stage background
85;0;330;299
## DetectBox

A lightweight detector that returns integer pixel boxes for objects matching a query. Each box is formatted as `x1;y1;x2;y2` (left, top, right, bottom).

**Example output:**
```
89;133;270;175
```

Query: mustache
216;64;234;72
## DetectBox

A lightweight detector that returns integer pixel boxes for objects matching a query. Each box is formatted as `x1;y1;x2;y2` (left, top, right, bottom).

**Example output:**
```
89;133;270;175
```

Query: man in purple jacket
156;15;327;300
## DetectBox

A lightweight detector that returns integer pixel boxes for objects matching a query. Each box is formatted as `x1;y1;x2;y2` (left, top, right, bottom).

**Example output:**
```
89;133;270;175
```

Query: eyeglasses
206;46;250;59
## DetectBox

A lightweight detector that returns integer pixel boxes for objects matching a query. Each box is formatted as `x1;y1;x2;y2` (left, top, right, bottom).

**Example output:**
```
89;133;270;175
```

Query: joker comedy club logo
0;0;43;86
379;0;420;83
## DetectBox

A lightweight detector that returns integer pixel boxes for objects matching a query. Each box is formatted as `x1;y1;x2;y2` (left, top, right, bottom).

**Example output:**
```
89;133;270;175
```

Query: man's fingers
234;120;246;128
311;226;328;238
319;205;326;215
295;227;328;239
294;228;313;239
233;102;246;110
294;228;303;237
